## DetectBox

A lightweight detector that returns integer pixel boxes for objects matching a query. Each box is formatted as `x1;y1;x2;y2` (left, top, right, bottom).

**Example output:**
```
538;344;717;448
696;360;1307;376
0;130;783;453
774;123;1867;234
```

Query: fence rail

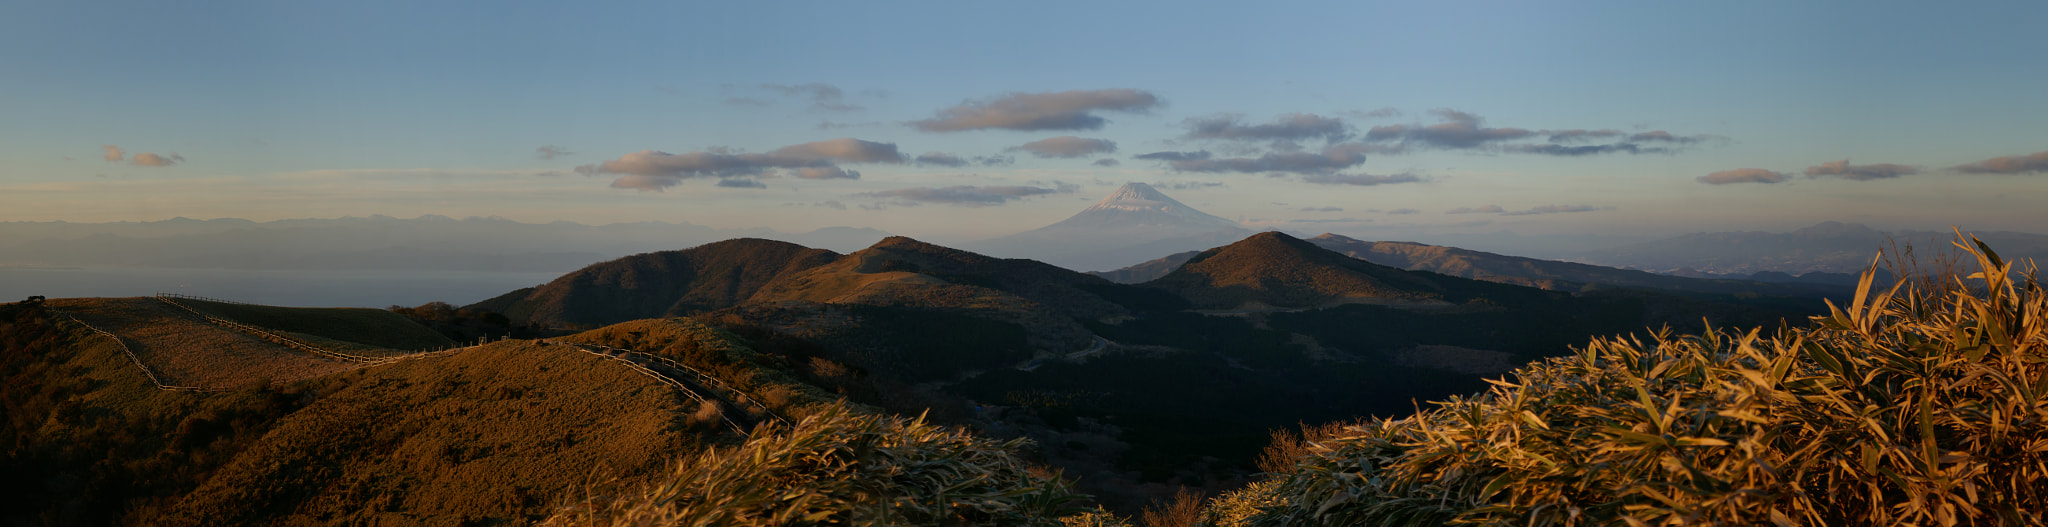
155;292;260;307
35;296;479;393
564;342;791;428
153;293;477;368
549;341;752;435
48;308;223;392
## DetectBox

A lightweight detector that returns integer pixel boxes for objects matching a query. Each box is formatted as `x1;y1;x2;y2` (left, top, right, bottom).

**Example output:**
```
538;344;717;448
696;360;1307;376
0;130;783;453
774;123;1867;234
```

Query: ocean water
0;267;559;308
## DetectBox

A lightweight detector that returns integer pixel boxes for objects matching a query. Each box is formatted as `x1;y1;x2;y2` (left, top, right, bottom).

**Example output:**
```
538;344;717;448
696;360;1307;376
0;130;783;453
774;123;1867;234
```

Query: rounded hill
1147;231;1450;310
469;238;839;328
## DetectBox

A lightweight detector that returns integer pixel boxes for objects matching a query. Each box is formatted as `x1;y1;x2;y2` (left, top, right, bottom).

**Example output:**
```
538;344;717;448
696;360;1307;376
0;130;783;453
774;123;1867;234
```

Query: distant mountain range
1578;221;2048;276
1093;233;1851;298
0;215;891;272
964;182;1253;271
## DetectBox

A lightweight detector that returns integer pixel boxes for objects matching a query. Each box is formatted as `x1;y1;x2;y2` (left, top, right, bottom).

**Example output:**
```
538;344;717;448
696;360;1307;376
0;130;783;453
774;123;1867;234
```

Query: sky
4;0;2045;246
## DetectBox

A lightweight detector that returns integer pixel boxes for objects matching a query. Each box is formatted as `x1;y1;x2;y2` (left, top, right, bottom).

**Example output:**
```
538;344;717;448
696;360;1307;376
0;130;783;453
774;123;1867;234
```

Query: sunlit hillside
1178;238;2047;526
0;296;940;525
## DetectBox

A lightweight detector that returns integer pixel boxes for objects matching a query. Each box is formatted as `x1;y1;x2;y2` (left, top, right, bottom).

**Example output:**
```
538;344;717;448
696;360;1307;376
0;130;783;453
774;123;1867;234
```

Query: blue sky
4;0;2044;244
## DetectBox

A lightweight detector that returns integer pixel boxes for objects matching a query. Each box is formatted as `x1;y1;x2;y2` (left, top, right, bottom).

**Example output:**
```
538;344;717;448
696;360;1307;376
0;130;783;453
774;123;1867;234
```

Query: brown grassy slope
48;297;355;388
171;298;454;353
469;238;840;327
2;302;344;527
159;339;708;526
1145;232;1451;309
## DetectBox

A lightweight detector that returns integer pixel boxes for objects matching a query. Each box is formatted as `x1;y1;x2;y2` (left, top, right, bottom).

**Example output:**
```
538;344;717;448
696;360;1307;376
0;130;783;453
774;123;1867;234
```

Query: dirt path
51;297;358;389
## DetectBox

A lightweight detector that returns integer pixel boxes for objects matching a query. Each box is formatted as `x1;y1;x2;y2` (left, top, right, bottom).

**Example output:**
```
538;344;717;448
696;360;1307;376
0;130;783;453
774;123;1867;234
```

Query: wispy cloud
1299;206;1343;212
1507;143;1673;156
856;184;1075;207
911;89;1160;132
1502;204;1608;216
1152;180;1225;190
1697;168;1788;185
1160;143;1386;175
1181;113;1350;144
575;138;903;191
1348;107;1401;120
915;152;1013;167
914;152;970;167
758;82;863;112
1011;136;1117;158
130;152;184;167
716;178;768;189
100;145;183;167
1805;159;1918;181
1951;150;2048;174
1366;109;1534;149
726;83;865;112
816;120;882;130
536;145;572;159
1092;158;1120;167
1446;205;1505;214
1134;150;1212;162
1387;208;1420;215
1362;109;1713;156
1299;173;1423;186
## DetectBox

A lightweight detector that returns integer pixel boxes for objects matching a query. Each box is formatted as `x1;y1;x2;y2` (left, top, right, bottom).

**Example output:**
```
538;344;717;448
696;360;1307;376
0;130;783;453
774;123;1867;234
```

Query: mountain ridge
469;238;841;327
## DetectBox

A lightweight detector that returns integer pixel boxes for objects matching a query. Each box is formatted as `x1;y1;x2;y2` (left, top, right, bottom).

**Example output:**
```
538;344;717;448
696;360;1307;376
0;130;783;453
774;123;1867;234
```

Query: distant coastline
0;267;559;308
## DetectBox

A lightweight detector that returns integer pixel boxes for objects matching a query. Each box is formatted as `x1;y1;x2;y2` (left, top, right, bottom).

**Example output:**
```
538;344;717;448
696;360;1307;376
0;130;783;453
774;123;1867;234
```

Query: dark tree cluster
387;302;565;343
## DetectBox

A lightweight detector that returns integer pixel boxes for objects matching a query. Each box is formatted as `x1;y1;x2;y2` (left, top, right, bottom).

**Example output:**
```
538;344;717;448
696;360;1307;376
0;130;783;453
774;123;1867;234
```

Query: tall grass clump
542;402;1087;527
1217;236;2045;526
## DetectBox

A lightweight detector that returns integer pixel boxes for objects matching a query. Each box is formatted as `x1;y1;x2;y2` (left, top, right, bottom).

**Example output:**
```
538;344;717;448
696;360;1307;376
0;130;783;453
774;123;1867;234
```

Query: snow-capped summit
967;182;1251;271
1052;182;1242;230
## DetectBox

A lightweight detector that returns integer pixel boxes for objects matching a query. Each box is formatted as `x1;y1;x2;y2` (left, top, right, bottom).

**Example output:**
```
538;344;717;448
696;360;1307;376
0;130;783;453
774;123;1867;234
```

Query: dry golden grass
1204;236;2048;526
157;339;704;526
48;297;355;388
540;403;1087;527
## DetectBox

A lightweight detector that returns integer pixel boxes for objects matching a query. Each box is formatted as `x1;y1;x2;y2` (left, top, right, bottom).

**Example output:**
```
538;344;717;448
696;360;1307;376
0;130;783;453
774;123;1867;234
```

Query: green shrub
542;402;1088;526
1221;237;2046;526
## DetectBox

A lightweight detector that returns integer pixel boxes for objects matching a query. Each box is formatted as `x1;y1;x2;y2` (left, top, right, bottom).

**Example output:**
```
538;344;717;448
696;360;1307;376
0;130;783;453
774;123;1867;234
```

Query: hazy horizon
5;2;2045;246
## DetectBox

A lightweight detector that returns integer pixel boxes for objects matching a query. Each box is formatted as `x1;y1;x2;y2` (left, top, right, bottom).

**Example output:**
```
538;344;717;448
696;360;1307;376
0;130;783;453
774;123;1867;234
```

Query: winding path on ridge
49;297;359;389
41;297;775;437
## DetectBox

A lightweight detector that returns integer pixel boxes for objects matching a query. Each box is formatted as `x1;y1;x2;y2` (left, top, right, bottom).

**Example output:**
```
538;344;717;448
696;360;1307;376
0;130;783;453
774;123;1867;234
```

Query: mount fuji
966;182;1253;271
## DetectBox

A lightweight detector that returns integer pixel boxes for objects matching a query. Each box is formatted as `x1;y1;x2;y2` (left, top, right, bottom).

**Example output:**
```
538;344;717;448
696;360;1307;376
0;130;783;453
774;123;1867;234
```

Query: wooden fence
49;309;222;392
